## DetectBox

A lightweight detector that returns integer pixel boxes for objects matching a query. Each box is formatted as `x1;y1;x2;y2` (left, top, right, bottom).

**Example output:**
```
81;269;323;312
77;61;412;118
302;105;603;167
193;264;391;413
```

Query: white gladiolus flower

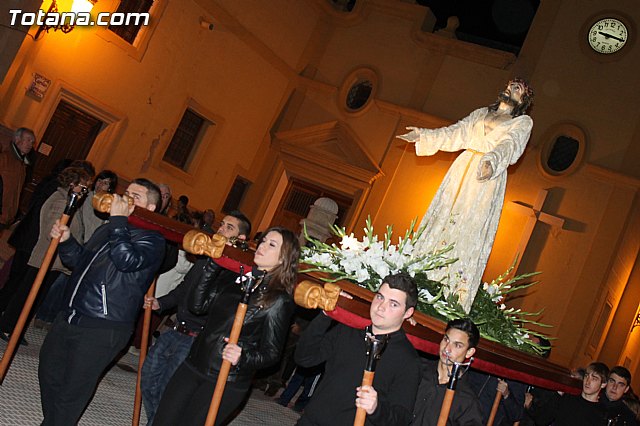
341;234;363;251
419;288;437;302
354;268;370;283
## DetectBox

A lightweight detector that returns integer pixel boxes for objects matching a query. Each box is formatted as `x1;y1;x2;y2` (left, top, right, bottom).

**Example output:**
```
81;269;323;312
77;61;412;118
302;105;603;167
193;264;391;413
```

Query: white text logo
9;9;150;27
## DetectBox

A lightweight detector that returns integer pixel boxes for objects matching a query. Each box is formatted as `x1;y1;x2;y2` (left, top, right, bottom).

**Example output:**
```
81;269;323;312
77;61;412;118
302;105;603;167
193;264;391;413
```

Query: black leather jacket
186;259;295;383
59;216;165;326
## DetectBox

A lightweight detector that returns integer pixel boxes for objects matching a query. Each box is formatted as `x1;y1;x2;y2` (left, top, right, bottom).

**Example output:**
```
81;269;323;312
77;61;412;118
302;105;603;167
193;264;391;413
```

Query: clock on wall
588;18;628;54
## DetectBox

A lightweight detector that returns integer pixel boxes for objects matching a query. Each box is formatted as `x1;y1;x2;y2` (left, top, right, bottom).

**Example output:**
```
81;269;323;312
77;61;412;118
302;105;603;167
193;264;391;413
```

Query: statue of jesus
397;78;534;312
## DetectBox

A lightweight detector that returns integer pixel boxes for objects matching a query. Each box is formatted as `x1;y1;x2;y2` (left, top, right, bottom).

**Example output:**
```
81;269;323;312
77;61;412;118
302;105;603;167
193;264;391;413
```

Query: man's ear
146;203;157;212
465;347;476;360
403;306;415;320
601;381;607;389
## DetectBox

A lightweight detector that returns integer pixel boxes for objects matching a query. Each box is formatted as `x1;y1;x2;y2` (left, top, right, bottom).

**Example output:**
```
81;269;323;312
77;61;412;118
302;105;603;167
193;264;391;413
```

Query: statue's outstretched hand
477;160;493;182
397;126;421;143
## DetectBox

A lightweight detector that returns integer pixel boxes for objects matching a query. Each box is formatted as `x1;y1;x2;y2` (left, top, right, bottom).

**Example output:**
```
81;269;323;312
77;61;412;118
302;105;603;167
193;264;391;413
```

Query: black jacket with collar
156;256;209;332
295;314;421;426
413;358;483;426
59;216;165;327
186;259;295;383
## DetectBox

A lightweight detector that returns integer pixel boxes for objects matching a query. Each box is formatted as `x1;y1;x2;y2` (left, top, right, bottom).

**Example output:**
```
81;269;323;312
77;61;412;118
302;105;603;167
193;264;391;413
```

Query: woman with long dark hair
153;226;300;426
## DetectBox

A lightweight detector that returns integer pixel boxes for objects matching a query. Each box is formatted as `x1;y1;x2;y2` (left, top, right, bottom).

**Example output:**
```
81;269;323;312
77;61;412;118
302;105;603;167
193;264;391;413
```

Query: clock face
588;18;628;54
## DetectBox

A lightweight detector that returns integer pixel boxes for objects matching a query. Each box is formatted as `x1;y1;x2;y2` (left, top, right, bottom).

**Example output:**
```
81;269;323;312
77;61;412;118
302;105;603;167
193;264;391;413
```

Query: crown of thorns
509;78;534;99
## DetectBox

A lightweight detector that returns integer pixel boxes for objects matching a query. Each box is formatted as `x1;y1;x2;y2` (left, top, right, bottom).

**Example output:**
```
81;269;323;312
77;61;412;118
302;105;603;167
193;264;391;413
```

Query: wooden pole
436;360;469;426
204;268;255;426
131;279;157;426
486;389;502;426
353;370;375;426
204;301;248;426
0;214;70;383
436;388;456;426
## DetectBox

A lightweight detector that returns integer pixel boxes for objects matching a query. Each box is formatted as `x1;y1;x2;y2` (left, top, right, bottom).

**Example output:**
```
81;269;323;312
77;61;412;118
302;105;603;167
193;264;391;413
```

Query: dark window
109;0;154;44
163;108;207;170
222;176;251;213
330;0;356;12
547;136;579;172
346;80;372;111
284;187;317;217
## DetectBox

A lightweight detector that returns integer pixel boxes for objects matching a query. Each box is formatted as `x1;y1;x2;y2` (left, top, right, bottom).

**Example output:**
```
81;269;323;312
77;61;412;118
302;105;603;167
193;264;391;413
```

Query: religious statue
397;78;534;312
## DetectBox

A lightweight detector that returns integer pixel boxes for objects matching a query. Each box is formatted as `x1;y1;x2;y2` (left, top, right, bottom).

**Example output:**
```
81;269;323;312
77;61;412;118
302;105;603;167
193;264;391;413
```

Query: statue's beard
498;90;519;107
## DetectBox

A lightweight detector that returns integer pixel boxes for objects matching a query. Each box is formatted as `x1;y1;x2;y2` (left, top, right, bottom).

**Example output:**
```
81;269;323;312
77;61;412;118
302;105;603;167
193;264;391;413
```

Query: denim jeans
140;329;195;425
278;367;322;409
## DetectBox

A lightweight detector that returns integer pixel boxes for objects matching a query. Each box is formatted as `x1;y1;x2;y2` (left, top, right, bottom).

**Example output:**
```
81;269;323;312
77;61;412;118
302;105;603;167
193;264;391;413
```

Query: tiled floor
0;326;302;425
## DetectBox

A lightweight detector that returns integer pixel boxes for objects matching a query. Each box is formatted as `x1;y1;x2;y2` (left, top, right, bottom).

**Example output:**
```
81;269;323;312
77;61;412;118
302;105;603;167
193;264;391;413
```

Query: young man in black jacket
412;318;483;426
527;362;609;426
38;178;165;426
140;212;251;424
295;273;421;425
600;366;638;426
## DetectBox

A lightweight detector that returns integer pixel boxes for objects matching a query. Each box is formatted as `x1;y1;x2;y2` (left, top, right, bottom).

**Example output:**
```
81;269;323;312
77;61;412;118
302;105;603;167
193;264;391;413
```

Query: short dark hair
95;170;118;193
610;366;631;385
131;178;161;210
226;210;251;238
587;362;610;383
381;273;418;310
446;318;480;350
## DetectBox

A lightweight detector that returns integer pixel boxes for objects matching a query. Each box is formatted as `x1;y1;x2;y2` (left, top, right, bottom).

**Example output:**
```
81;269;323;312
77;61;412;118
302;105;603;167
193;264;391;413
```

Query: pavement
0;325;303;425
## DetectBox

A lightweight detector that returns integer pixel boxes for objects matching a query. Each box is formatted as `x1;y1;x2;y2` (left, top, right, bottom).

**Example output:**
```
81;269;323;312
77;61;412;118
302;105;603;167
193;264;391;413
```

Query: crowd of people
1;126;639;426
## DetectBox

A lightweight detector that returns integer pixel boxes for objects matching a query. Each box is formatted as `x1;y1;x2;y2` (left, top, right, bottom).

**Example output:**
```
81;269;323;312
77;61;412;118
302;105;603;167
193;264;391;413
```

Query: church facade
1;0;638;384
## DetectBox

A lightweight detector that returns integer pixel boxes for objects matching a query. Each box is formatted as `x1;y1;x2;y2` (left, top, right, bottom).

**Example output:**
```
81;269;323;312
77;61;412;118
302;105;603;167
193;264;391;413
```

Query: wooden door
21;100;103;209
269;179;352;236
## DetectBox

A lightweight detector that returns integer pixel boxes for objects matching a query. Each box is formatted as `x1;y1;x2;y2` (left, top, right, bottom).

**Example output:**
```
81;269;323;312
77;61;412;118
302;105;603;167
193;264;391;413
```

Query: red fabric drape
326;306;580;395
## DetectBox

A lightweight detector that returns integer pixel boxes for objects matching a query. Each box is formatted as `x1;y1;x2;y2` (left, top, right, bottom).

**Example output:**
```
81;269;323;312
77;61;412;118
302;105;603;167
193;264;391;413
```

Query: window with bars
163;108;211;170
109;0;154;44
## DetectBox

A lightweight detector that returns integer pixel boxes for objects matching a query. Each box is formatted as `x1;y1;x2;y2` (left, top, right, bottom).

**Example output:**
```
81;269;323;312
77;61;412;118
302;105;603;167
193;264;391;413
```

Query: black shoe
0;332;28;346
264;384;280;397
116;362;137;373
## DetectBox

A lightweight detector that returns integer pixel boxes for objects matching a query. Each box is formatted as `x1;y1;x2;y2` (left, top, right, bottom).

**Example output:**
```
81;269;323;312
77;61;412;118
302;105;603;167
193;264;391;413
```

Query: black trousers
153;361;250;426
0;266;59;335
0;249;31;313
38;315;132;426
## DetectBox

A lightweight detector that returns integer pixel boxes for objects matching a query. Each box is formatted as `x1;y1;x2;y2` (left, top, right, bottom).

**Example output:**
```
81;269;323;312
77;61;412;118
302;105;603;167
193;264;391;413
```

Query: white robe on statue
411;107;533;312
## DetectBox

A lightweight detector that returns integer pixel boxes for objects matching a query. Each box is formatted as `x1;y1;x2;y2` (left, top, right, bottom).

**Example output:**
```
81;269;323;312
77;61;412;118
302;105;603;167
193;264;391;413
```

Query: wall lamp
633;312;640;331
34;0;97;40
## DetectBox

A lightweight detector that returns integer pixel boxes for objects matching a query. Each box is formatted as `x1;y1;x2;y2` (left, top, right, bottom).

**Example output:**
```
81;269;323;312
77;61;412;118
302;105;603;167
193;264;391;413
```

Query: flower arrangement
301;217;551;355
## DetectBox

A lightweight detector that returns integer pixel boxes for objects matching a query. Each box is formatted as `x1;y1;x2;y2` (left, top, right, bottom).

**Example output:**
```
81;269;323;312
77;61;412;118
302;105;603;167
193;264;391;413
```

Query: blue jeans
140;329;195;425
278;367;322;409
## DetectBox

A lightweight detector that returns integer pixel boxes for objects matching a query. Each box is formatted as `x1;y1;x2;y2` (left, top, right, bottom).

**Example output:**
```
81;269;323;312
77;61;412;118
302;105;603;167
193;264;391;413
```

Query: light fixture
34;0;97;40
633;312;640;330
